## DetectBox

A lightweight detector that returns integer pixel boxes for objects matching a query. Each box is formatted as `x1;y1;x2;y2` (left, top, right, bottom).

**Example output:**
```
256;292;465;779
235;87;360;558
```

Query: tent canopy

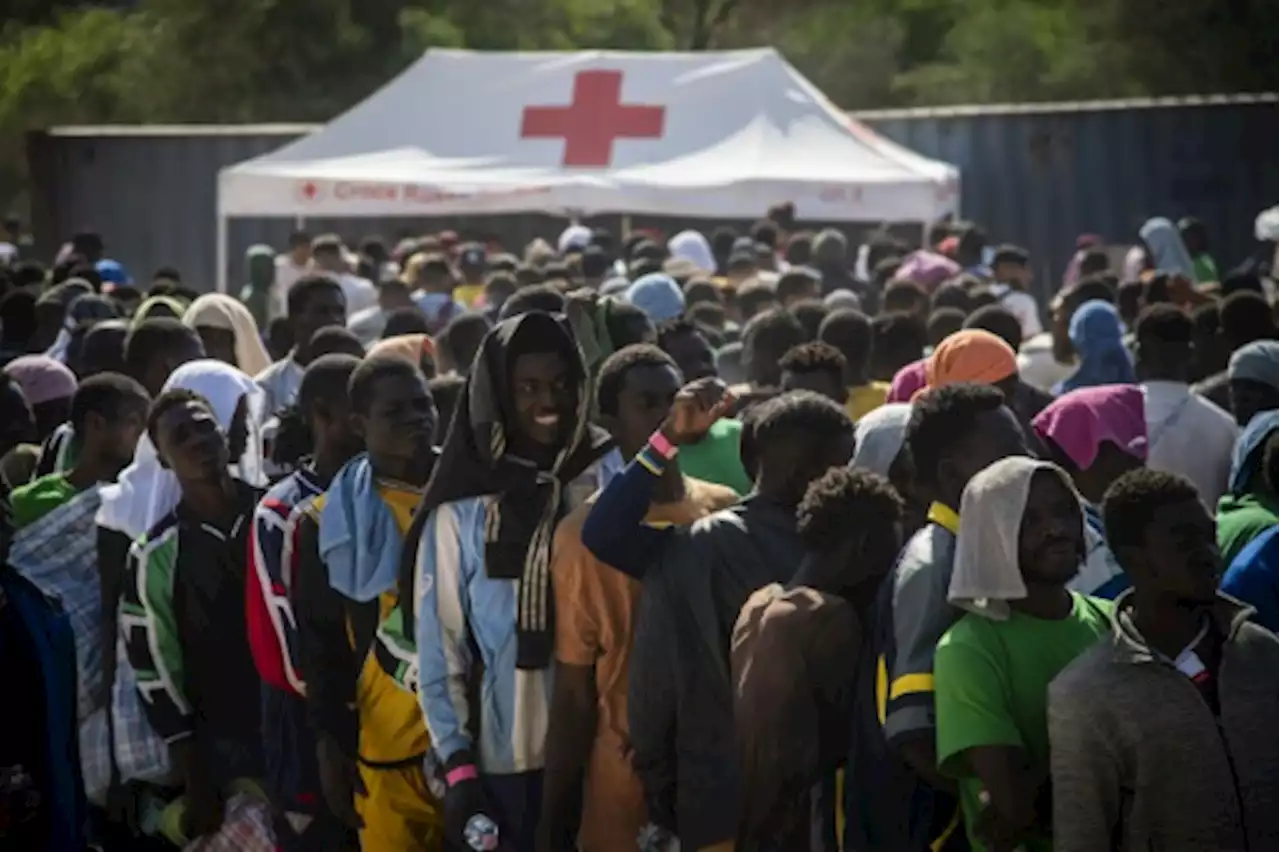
218;48;958;222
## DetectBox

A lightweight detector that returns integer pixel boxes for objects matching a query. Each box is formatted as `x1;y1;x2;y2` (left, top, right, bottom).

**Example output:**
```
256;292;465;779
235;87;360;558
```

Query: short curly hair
595;343;677;417
906;383;1006;485
779;341;847;376
797;466;903;554
1101;468;1203;558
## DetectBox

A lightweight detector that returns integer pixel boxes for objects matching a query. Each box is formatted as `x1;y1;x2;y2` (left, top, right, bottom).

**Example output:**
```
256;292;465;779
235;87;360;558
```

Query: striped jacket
246;468;325;697
119;480;263;746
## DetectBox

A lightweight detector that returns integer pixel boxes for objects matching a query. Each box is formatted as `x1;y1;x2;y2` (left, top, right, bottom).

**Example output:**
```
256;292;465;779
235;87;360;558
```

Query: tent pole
216;213;229;294
621;214;632;237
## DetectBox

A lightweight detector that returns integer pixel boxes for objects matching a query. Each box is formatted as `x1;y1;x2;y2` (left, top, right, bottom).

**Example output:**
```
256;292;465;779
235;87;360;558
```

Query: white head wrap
947;456;1083;621
95;359;266;539
182;294;271;377
667;230;716;274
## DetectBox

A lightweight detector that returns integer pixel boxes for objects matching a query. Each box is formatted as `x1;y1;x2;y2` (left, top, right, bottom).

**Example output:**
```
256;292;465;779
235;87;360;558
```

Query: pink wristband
649;430;677;459
446;764;478;787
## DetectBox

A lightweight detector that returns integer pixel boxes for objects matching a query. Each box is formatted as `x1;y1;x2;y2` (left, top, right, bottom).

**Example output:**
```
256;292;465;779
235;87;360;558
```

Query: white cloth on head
948;456;1083;621
95;359;266;540
667;230;715;273
182;293;271;376
851;403;912;476
557;224;593;255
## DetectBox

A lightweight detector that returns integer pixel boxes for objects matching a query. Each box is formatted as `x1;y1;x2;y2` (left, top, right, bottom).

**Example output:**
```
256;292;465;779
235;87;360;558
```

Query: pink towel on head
1032;384;1148;471
887;359;928;403
3;355;77;405
895;250;961;293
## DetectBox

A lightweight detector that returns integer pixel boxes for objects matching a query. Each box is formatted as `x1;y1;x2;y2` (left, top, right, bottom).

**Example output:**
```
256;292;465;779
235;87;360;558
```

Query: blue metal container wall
29;97;1278;294
858;98;1279;298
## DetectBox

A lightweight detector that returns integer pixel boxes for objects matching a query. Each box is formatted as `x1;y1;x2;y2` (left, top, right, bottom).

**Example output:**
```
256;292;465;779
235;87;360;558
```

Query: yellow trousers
355;762;443;852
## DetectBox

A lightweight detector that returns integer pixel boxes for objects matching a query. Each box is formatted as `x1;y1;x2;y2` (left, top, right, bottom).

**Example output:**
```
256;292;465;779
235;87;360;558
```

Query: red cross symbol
520;70;665;168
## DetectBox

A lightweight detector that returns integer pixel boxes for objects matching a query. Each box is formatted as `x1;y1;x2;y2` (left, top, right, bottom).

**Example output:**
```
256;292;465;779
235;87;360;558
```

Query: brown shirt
731;583;861;841
552;477;739;852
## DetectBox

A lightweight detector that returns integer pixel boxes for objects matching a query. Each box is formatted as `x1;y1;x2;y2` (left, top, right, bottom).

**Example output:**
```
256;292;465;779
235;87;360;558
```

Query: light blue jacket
413;496;554;775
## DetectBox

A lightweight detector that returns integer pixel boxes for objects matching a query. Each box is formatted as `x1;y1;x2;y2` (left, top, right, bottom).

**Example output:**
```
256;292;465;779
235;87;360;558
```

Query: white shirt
1142;380;1239;510
334;272;378;318
990;284;1044;340
1017;332;1074;393
272;255;309;320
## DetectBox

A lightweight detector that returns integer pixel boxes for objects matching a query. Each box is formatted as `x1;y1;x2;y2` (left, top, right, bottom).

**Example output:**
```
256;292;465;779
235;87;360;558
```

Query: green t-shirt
1218;492;1279;566
8;473;81;530
934;592;1113;852
678;417;752;496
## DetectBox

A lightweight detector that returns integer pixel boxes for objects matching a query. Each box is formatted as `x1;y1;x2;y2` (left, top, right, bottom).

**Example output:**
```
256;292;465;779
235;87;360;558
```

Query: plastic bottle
463;814;500;850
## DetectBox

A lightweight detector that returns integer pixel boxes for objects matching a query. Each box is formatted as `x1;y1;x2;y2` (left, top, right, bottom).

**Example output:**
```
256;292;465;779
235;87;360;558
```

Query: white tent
216;47;959;286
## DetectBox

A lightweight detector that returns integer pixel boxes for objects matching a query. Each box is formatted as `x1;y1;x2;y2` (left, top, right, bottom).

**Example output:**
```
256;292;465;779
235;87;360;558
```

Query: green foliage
0;0;1273;206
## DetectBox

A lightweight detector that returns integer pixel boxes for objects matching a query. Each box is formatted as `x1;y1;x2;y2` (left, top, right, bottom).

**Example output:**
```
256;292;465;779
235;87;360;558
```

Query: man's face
290;242;310;264
315;393;363;459
1229;380;1279;428
88;404;147;475
1017;470;1085;585
996;261;1031;288
294;288;348;349
942;406;1029;499
355;372;437;462
312;247;343;272
154;399;230;483
1136;498;1223;606
781;369;848;406
511;351;574;449
663;329;716;382
605;364;681;457
145;336;206;398
195;327;238;368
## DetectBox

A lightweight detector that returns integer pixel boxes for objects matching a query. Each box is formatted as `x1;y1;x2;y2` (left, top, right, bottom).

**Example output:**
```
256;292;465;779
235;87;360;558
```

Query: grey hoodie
1048;591;1277;851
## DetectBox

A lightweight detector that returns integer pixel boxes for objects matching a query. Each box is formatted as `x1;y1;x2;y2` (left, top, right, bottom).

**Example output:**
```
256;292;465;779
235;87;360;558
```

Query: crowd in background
0;200;1276;852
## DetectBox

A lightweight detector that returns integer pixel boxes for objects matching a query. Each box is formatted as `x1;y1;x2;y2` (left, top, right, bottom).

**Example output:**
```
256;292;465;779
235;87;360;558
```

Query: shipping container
27;94;1278;295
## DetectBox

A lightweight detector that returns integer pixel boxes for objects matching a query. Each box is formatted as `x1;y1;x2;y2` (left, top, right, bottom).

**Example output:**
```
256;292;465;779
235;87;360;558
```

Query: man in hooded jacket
379;311;614;851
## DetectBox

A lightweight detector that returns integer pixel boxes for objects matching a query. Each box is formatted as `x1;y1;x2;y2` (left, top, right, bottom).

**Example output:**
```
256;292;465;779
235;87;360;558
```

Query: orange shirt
551;477;740;852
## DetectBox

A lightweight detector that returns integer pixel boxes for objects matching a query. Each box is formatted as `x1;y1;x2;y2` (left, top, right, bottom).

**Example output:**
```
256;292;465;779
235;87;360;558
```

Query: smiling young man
120;389;266;840
935;458;1112;852
293;356;440;852
389;311;612;852
1049;469;1278;852
538;345;738;852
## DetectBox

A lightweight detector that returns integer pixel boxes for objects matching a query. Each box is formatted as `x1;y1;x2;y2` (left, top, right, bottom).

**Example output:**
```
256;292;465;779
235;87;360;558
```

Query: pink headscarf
1031;384;1148;471
895;250;961;293
887;359;928;403
3;355;77;405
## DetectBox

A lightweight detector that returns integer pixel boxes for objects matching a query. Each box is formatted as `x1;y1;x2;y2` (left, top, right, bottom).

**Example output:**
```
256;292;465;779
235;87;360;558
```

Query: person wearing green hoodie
240;244;276;330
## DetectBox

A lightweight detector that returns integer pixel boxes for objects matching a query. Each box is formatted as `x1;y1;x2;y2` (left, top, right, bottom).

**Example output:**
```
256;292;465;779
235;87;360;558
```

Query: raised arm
581;377;737;579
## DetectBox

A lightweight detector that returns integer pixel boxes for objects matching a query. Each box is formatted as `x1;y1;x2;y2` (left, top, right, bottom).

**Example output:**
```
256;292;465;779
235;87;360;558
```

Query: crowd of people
0;204;1276;852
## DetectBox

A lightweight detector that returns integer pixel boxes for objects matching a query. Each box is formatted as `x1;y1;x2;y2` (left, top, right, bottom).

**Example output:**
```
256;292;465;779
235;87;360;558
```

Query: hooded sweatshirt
382;312;613;775
1048;592;1278;852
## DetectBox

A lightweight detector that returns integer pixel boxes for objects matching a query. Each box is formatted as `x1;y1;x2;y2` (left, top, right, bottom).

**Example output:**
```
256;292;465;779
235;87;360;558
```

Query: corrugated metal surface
857;95;1279;295
28;94;1278;295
